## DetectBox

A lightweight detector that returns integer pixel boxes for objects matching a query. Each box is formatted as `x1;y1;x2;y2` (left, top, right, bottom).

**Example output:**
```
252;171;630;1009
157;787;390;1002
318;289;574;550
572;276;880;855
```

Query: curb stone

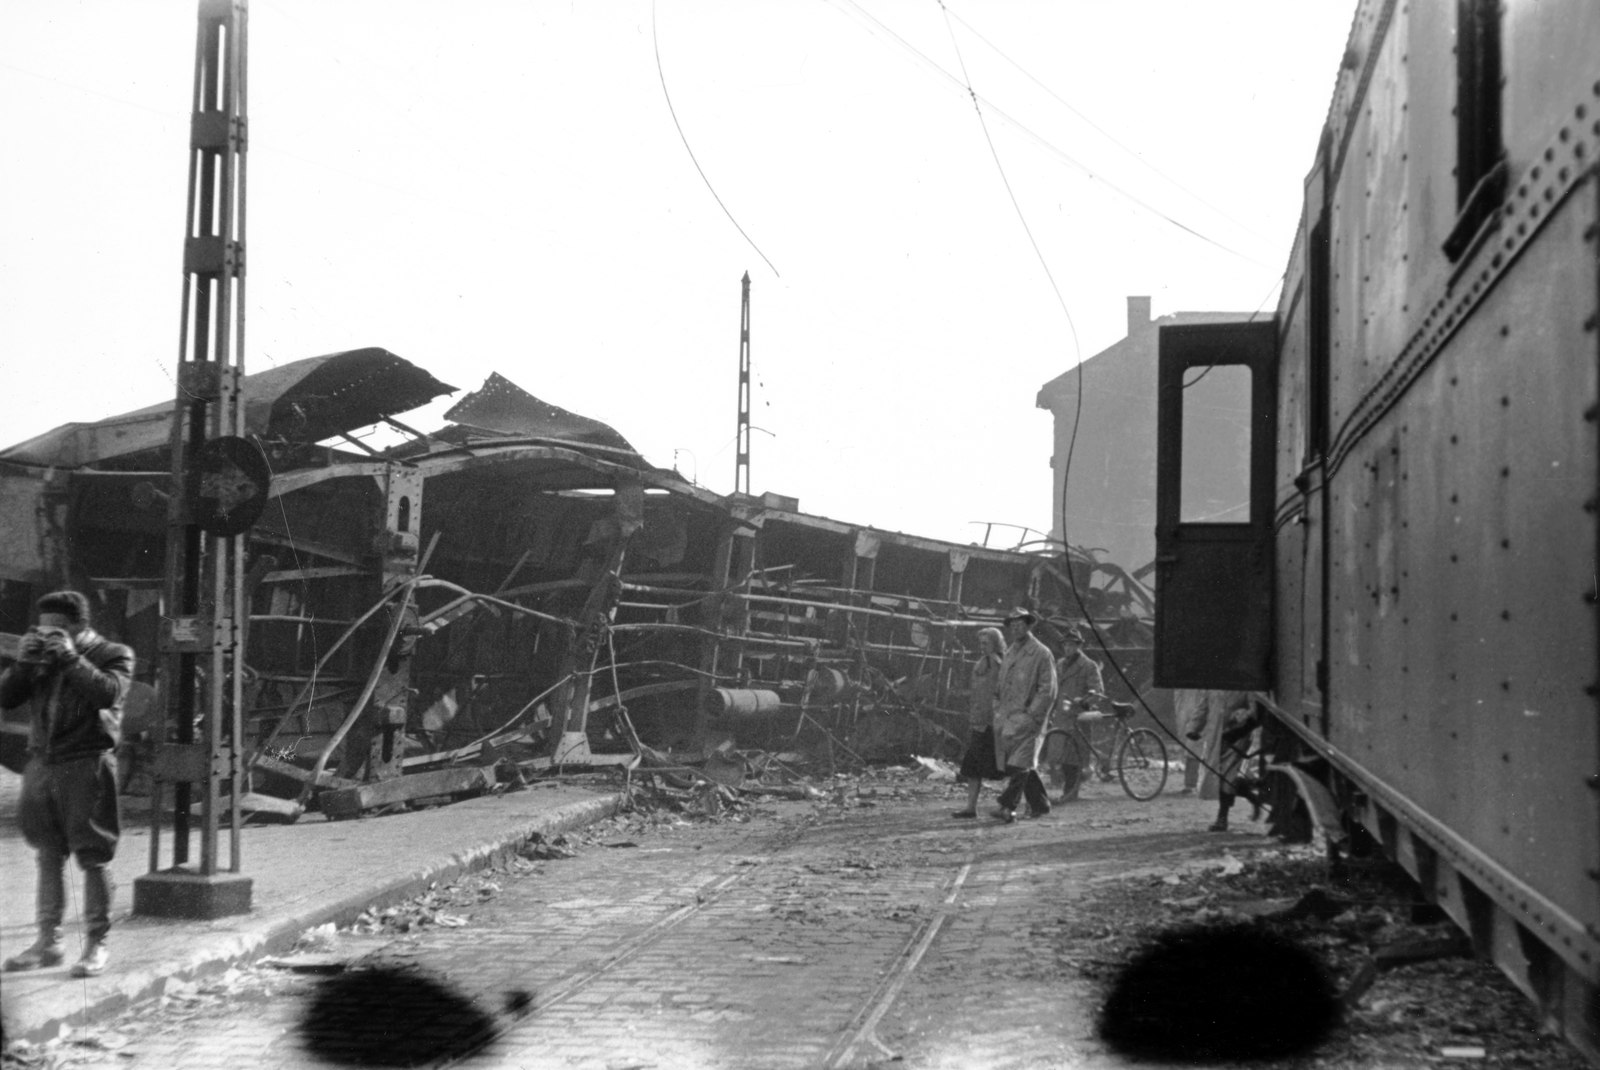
5;793;623;1045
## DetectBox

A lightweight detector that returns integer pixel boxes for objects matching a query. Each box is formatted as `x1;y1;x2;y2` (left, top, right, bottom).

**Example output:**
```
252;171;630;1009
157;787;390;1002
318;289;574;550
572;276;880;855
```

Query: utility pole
134;0;256;920
734;271;752;496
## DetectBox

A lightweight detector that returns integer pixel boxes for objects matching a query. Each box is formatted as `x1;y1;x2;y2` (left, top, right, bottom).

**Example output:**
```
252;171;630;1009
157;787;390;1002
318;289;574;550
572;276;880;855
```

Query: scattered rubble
1056;845;1589;1069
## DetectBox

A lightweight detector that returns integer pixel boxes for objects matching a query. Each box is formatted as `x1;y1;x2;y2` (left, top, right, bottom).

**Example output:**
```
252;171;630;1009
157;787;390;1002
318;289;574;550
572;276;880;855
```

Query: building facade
1036;296;1254;572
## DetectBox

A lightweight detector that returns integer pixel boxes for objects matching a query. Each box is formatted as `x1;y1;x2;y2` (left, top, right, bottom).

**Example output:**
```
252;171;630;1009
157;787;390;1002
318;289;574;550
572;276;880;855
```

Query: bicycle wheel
1117;728;1168;801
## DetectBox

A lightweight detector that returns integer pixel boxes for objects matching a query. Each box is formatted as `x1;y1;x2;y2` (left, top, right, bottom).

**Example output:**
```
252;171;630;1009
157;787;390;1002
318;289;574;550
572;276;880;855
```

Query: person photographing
2;591;133;977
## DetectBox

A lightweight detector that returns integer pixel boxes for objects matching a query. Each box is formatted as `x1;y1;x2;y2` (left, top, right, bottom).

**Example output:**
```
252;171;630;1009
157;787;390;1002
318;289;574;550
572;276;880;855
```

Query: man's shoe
1207;819;1229;833
1026;808;1050;819
69;942;108;978
950;809;977;819
993;808;1016;824
3;940;65;972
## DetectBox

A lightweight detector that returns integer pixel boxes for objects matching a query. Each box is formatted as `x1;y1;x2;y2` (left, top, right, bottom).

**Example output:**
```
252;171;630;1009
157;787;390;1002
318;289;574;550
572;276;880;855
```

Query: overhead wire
934;0;1079;357
831;0;1276;272
940;4;1277;247
1182;273;1283;389
651;0;781;278
929;0;1274;810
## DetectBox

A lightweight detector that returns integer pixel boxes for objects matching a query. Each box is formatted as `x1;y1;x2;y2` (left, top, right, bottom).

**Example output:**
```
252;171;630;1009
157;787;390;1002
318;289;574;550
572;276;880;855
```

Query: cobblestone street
7;777;1251;1070
8;770;1592;1070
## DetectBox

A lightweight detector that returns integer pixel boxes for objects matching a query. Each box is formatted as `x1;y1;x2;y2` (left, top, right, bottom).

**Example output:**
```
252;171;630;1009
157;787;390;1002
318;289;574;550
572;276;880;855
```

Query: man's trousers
996;766;1051;815
19;754;120;943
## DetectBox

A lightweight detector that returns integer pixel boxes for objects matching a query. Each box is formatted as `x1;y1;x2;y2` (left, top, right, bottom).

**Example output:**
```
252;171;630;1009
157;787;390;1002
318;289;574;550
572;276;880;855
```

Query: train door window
1444;0;1505;261
1154;320;1277;689
1307;215;1331;458
1180;364;1253;524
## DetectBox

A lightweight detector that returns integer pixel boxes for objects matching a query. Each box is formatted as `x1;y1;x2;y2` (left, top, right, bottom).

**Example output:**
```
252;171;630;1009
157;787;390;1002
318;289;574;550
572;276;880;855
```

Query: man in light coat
991;608;1057;822
1185;689;1260;831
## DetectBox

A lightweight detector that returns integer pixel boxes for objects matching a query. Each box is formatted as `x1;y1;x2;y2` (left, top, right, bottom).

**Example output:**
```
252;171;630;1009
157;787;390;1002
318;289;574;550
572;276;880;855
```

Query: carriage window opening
1307;215;1332;458
1445;0;1504;261
1180;364;1252;524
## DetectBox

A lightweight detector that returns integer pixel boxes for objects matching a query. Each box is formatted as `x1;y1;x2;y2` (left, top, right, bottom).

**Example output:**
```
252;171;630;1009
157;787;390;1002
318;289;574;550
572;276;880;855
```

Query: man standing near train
992;608;1057;822
1;591;133;978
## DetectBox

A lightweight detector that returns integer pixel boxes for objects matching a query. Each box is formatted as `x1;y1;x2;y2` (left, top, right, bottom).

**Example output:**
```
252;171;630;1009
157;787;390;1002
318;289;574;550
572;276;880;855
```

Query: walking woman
951;627;1006;818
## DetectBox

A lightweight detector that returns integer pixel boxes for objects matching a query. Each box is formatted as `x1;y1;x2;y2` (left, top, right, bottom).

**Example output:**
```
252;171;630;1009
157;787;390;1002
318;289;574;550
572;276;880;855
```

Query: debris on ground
1056;844;1589;1069
348;870;501;936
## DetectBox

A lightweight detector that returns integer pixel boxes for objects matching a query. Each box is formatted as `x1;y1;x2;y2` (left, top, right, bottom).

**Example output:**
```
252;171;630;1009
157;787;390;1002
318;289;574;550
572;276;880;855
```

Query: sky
0;0;1355;547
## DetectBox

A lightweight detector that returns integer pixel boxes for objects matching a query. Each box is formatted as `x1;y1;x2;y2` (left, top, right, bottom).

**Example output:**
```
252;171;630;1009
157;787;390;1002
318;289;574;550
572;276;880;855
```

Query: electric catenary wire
940;4;1277;248
935;0;1079;358
651;0;780;279
931;3;1273;803
834;0;1276;272
935;2;1185;779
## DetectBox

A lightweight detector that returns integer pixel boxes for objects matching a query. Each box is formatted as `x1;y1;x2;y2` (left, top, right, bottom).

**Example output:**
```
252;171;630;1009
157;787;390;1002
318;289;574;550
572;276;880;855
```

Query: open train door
1153;320;1277;689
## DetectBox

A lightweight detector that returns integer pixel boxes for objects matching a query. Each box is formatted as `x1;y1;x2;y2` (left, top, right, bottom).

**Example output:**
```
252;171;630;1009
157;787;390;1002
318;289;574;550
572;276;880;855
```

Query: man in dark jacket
1049;625;1105;802
1;591;133;977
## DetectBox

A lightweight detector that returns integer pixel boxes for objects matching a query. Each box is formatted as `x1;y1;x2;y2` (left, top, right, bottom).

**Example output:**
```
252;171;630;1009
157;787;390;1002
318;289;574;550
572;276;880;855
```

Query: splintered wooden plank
319;766;494;820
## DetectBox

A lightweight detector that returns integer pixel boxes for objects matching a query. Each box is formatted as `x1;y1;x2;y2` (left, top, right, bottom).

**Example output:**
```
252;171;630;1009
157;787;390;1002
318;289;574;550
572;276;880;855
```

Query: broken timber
0;351;1154;823
319;766;497;821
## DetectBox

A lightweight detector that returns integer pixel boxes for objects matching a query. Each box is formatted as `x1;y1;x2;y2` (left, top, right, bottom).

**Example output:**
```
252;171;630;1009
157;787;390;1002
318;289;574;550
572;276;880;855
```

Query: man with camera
2;591;134;977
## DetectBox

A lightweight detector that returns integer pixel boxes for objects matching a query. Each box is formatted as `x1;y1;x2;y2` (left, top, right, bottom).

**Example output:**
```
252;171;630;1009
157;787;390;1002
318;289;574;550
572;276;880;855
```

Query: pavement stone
0;768;622;1044
4;777;1251;1068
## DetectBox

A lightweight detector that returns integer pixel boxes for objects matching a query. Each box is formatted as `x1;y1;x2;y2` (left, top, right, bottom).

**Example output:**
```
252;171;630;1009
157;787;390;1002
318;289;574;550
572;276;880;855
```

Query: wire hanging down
931;3;1271;802
941;4;1277;247
651;0;780;278
836;0;1274;272
936;0;1079;357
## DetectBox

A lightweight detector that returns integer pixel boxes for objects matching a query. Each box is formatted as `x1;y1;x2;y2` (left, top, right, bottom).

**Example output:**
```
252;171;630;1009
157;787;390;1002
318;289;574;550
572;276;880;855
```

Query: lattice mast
734;271;752;496
137;0;253;917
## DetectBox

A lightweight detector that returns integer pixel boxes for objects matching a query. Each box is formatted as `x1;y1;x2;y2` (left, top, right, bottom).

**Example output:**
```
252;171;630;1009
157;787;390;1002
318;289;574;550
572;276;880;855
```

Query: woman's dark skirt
958;726;1004;781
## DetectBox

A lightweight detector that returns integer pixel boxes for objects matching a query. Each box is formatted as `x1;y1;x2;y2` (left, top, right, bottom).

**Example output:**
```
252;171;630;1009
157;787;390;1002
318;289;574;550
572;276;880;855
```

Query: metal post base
132;869;253;920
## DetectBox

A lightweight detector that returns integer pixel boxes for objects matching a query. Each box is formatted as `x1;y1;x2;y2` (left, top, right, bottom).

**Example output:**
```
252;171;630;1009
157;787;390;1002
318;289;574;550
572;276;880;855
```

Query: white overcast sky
1;1;1354;548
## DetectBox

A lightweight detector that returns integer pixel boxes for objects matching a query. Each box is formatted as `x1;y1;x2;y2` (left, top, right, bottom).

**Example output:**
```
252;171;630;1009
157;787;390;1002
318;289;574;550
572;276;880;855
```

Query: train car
1151;0;1600;1058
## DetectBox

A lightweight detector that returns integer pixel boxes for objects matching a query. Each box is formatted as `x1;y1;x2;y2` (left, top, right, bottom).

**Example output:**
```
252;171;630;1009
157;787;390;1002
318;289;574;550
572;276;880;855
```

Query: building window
1444;0;1505;262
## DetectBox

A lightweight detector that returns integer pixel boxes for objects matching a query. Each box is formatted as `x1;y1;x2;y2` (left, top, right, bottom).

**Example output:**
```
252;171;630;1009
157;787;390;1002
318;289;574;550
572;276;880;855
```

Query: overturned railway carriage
0;349;1156;810
1154;0;1600;1057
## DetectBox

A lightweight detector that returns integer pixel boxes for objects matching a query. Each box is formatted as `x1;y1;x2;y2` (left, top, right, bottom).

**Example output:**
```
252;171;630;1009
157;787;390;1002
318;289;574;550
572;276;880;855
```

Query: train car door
1153;320;1278;689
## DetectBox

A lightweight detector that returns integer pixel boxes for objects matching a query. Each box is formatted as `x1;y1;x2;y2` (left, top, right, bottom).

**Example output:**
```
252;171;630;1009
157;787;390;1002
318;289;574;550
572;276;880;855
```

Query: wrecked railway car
1153;1;1600;1059
0;347;1155;815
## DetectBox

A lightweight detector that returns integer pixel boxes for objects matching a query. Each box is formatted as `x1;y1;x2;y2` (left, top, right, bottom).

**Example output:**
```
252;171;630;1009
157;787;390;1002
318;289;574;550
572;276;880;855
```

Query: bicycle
1041;699;1169;801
